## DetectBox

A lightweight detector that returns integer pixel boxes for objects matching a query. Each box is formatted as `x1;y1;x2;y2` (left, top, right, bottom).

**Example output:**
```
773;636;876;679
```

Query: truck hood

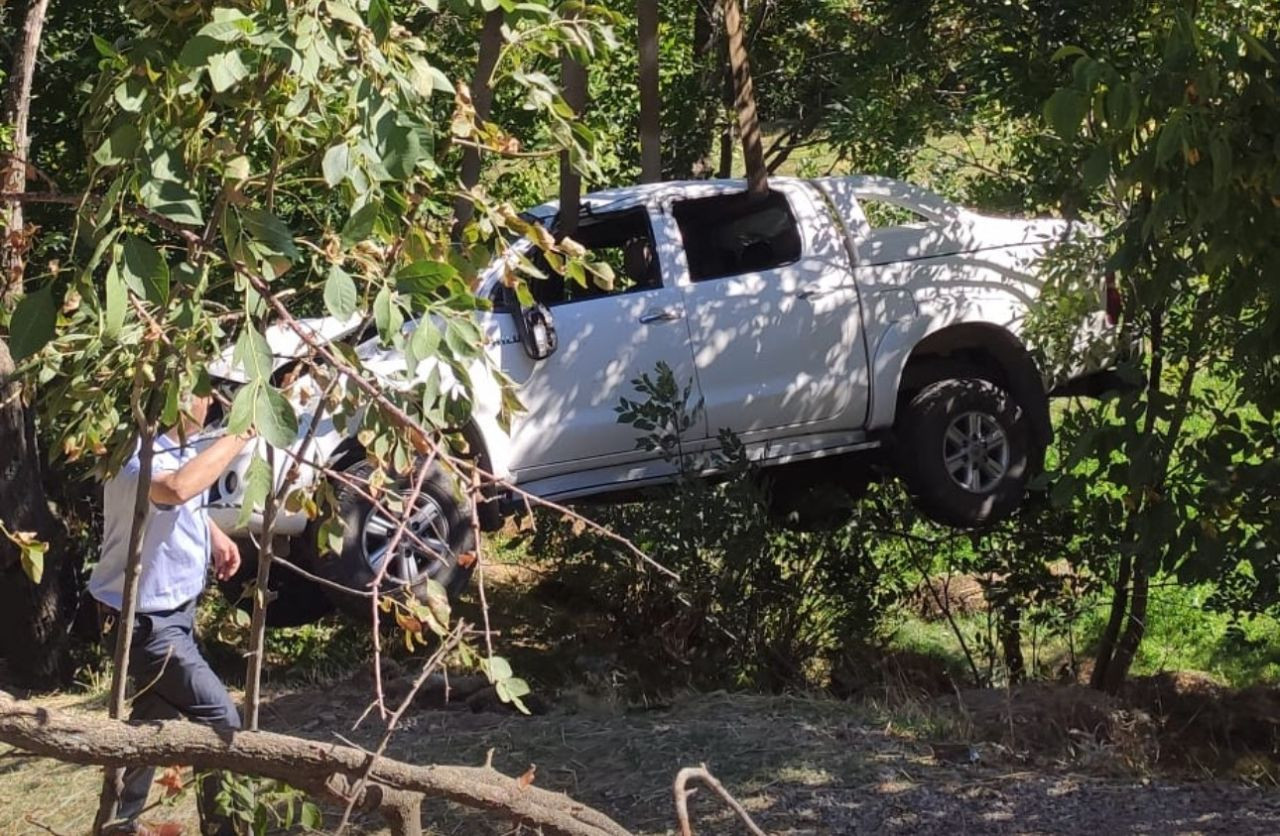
208;314;363;383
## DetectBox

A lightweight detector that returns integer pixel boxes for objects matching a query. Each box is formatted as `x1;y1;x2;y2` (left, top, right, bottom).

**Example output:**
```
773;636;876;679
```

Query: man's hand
209;521;241;581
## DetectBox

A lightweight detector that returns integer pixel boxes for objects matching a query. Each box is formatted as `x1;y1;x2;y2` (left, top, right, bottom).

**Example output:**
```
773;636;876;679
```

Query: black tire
307;460;476;618
895;377;1032;528
216;537;337;628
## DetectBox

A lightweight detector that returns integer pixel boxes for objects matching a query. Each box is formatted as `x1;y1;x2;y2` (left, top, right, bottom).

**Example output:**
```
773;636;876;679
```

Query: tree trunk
1089;551;1130;689
243;446;278;730
1101;313;1202;694
721;0;767;195
451;10;504;238
0;0;69;689
0;690;630;836
637;0;661;183
998;603;1026;684
558;45;587;236
2;0;51;297
716;62;734;179
93;421;157;833
1092;307;1164;692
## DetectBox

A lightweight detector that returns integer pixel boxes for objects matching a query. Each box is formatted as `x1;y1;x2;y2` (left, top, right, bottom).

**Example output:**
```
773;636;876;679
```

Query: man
90;390;253;836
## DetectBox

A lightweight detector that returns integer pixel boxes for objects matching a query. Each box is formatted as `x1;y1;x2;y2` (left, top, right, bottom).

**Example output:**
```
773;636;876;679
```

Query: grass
888;577;1280;689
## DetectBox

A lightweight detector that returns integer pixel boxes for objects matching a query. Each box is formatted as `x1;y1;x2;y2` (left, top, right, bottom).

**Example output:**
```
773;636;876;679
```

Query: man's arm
208;518;242;581
150;433;253;506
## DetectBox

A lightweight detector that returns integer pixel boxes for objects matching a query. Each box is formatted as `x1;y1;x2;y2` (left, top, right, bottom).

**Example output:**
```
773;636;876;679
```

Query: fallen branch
0;690;629;836
673;764;765;836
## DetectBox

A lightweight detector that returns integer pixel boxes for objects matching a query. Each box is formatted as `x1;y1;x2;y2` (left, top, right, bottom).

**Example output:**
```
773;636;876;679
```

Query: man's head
170;390;213;440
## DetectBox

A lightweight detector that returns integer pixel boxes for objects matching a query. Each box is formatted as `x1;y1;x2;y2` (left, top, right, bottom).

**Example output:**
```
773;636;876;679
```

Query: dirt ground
3;679;1280;836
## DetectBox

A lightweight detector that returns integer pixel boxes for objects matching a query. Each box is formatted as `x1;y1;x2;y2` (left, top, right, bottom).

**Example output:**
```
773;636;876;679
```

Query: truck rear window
672;190;802;281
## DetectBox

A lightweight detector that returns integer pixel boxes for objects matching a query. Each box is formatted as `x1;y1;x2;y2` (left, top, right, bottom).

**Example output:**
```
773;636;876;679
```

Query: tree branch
0;690;629;836
672;764;765;836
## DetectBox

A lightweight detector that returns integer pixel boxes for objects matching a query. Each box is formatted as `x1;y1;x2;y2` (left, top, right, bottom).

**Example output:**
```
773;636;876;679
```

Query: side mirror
504;286;558;360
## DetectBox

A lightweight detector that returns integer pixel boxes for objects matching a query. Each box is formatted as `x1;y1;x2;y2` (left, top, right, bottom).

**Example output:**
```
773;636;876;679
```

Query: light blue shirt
89;435;212;613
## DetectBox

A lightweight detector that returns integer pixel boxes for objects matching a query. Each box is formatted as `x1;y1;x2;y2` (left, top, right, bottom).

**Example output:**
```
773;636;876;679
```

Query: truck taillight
1104;271;1122;325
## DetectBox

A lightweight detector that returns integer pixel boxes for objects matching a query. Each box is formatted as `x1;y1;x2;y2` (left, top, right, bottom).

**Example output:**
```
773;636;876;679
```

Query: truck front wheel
307;460;476;618
895;377;1033;528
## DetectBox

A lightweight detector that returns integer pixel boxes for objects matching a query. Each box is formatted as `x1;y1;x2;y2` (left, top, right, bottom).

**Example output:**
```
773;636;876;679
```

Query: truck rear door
667;180;871;445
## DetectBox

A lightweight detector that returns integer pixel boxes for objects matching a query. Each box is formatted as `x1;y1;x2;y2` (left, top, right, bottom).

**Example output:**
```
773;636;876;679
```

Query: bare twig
368;451;437;721
335;621;468;834
22;815;70;836
673;763;766;836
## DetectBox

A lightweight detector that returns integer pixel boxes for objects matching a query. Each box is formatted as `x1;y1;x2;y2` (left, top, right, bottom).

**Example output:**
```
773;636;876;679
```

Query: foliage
215;772;321;835
3;0;1279;713
530;363;909;691
1014;3;1279;689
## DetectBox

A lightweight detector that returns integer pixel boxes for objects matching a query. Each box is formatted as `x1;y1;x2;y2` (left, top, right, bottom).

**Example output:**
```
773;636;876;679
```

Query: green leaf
1105;82;1137;132
92;123;139;167
482;655;513;682
380;123;420;180
444;318;479;359
368;0;392;41
233;327;274;381
120;235;170;305
178;35;223;68
139;179;204;226
373;287;403;343
105;262;127;338
423;577;451;628
113;78;148;112
421;365;442;421
1044;88;1089;138
324;264;359;320
1082;145;1111;189
255;385;298;448
326;0;366;28
396;261;459;297
19;539;46;585
406;319;441;375
240;208;299;260
299;802;322;830
227;383;256;435
92;34;119;58
340;202;378;246
199;9;255;41
1210;135;1232;190
8;287;56;361
208;49;250;93
224;155;251;182
502;677;531;699
1156;113;1185;167
237;455;272;529
1050;45;1088;62
322;143;350;187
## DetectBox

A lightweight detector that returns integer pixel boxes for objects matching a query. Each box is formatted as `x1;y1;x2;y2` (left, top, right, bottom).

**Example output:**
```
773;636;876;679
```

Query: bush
527;363;910;691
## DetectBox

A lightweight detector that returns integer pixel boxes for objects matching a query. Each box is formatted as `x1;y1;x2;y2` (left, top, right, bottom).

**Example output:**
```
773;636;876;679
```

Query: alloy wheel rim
361;495;450;584
943;411;1010;494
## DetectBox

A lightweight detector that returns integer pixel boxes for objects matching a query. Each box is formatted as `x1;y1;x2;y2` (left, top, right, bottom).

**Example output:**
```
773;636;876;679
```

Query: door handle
639;307;683;324
795;285;832;301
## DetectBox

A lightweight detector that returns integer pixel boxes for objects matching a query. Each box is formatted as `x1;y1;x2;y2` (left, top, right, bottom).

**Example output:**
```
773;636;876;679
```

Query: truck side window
859;198;931;229
526;208;661;306
672;190;802;281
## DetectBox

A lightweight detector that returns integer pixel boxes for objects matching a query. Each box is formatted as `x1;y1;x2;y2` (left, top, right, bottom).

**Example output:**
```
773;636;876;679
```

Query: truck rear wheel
895;377;1032;528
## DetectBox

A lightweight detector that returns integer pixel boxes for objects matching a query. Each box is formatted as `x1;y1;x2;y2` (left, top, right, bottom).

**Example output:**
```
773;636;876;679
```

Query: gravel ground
3;684;1278;835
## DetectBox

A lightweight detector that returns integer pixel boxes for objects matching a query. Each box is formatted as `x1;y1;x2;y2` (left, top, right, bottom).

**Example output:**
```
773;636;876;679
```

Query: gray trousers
111;599;240;835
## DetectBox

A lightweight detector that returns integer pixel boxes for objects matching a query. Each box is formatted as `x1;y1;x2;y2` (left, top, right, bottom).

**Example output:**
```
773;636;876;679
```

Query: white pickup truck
208;176;1122;624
